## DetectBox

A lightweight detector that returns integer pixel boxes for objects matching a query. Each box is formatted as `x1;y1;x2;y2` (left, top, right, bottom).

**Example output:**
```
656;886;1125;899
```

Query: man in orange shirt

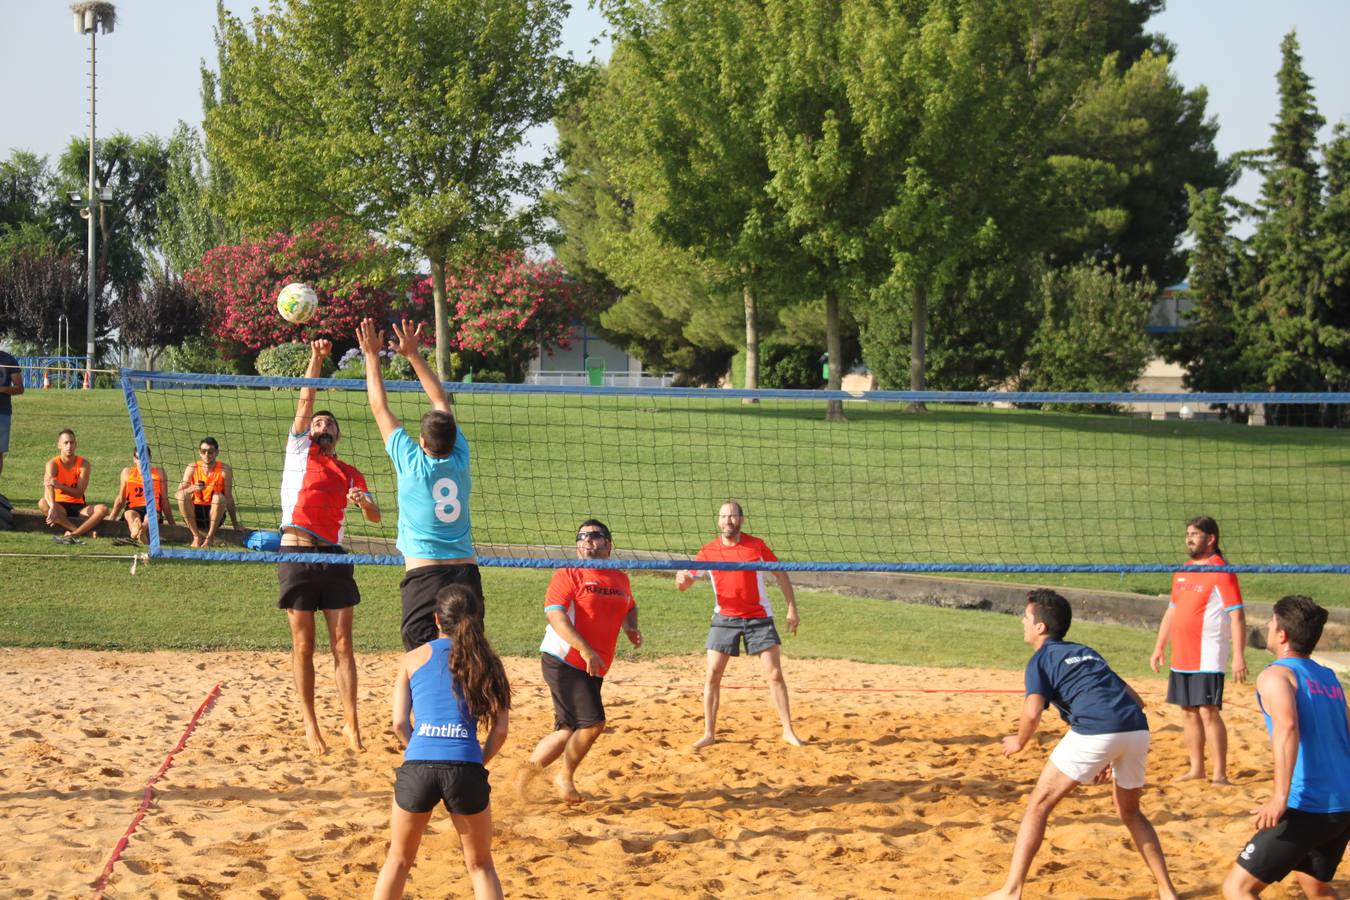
522;519;642;802
176;436;242;548
109;445;176;544
38;429;108;542
676;500;803;749
1150;515;1248;783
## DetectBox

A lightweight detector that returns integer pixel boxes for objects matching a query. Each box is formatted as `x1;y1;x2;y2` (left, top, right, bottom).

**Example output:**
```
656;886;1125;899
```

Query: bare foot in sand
783;730;805;747
1173;771;1206;782
979;888;1019;900
692;734;716;750
342;723;364;753
553;770;582;804
303;723;328;756
1211;775;1231;785
515;764;544;801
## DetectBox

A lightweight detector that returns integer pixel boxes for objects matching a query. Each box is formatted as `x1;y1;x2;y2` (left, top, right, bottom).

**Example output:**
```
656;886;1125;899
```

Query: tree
156;123;235;275
110;268;207;369
205;0;574;377
50;133;170;350
1320;122;1350;394
0;247;87;347
1021;260;1156;395
1246;31;1334;397
0;152;53;234
185;219;393;353
409;251;589;381
1159;185;1260;408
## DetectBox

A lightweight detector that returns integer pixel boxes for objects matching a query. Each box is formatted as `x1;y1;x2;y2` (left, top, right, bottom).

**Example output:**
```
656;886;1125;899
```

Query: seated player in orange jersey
109;446;176;545
38;428;108;542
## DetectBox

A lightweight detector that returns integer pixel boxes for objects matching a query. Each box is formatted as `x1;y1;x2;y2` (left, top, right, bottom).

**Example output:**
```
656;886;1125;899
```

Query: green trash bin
585;357;606;387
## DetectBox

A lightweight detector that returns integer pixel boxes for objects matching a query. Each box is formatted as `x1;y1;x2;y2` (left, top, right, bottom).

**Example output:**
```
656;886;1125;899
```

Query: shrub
761;345;826;390
255;343;335;378
161;336;252;375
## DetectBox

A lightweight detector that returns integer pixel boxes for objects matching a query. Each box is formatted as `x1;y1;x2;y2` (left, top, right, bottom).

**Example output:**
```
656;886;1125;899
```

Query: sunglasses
576;531;609;541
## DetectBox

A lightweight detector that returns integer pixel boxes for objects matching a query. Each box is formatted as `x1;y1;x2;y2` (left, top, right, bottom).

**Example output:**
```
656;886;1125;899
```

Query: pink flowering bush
186;219;393;353
408;252;587;381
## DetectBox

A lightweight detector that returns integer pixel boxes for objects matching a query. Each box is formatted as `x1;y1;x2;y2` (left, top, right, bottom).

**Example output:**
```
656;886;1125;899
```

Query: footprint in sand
10;728;41;739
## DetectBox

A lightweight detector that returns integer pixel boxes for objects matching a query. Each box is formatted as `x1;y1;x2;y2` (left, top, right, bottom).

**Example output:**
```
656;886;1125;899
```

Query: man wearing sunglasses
676;500;803;748
356;318;480;652
522;519;642;803
176;436;242;548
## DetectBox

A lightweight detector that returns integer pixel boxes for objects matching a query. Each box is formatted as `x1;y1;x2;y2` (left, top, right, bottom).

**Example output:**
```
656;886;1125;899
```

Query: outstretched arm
356;319;401;441
392;319;450;413
290;340;331;435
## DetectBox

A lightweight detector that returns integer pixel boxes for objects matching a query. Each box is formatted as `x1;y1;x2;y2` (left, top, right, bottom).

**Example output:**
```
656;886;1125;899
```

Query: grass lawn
0;528;1168;677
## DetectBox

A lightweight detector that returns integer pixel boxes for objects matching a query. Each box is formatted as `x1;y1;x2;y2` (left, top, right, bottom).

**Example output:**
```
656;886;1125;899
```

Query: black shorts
126;506;164;522
277;546;359;611
59;501;85;519
1236;808;1350;885
706;613;781;656
541;653;605;730
1167;671;1225;708
399;564;483;651
193;504;212;529
394;761;490;815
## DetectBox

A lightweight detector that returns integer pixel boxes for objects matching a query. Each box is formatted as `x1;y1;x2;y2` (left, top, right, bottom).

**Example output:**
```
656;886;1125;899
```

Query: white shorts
1049;729;1150;789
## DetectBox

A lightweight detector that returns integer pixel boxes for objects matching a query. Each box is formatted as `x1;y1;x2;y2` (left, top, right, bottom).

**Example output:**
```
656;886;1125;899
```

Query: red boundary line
90;682;222;899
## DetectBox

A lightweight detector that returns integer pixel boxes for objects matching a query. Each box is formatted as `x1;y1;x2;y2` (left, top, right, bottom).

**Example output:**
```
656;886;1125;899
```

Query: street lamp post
72;2;116;389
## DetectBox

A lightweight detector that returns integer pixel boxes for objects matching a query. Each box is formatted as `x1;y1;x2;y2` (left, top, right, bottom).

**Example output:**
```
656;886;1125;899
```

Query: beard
313;433;336;452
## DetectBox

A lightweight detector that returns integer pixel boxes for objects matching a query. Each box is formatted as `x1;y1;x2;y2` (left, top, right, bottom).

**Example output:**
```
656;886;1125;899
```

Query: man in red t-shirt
521;519;641;803
278;340;382;756
676;500;803;749
1149;515;1247;784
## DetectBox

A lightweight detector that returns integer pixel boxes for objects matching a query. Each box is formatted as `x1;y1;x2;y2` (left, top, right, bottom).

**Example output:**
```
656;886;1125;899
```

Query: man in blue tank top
984;589;1177;900
357;318;480;650
1222;595;1350;899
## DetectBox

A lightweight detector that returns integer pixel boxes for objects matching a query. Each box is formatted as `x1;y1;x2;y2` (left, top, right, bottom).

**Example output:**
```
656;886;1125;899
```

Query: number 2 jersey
385;427;474;560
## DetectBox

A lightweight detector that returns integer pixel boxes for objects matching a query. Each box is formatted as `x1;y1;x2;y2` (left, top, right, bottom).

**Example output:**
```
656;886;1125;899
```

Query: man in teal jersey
1222;595;1350;899
357;318;479;650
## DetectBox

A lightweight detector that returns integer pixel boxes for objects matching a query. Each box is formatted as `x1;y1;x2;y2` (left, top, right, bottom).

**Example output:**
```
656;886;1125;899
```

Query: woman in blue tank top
374;585;512;900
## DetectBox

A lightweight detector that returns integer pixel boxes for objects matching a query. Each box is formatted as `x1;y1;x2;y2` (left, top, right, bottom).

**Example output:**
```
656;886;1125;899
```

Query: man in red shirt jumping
677;500;803;749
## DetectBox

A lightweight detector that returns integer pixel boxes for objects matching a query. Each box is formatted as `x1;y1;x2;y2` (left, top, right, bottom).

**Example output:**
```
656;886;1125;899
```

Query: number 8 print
432;477;461;523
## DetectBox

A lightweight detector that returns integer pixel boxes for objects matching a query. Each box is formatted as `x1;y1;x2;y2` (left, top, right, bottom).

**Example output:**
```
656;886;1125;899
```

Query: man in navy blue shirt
983;590;1178;900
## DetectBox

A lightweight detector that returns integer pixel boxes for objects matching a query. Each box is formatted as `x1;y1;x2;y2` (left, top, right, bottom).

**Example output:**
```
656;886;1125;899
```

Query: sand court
0;647;1331;898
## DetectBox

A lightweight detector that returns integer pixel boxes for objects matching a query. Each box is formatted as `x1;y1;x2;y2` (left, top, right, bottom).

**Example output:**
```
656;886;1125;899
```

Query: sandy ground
0;648;1337;899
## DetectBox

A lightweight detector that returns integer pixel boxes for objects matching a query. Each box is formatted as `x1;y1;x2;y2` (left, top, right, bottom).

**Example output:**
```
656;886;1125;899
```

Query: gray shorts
0;414;10;453
707;613;780;656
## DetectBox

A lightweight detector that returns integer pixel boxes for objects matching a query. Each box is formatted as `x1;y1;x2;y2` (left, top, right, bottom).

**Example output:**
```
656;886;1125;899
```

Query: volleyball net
118;370;1350;574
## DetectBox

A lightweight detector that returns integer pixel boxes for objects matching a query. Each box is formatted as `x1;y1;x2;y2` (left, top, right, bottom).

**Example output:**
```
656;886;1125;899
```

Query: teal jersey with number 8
385;427;474;560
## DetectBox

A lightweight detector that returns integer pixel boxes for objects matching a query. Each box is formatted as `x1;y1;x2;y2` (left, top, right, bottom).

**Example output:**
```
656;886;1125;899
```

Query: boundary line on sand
90;682;222;899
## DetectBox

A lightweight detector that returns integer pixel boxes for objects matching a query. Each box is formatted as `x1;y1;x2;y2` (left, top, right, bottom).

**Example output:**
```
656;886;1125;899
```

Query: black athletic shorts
277;545;359;611
541;653;605;730
59;501;85;519
193;504;211;529
394;760;491;815
1236;808;1350;885
399;564;483;651
706;613;781;656
1167;670;1225;708
126;506;164;522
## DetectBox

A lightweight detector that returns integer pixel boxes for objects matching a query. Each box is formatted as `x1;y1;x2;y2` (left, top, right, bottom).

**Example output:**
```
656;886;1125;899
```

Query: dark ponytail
436;584;511;728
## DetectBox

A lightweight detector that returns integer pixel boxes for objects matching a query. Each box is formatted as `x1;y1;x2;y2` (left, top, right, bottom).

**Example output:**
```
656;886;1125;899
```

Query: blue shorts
0;414;10;454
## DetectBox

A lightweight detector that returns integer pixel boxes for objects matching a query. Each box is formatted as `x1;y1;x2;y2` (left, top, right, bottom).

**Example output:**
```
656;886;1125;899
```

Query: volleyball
276;282;319;324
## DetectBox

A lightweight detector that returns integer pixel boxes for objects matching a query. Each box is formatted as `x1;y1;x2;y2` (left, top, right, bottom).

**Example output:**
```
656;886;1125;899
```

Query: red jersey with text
50;455;85;503
124;466;166;508
539;567;635;676
191;460;226;506
1169;554;1243;673
279;432;367;545
693;534;779;619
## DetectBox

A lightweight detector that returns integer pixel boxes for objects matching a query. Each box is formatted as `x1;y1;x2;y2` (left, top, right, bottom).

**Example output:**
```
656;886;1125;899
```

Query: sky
1;0;1347;214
